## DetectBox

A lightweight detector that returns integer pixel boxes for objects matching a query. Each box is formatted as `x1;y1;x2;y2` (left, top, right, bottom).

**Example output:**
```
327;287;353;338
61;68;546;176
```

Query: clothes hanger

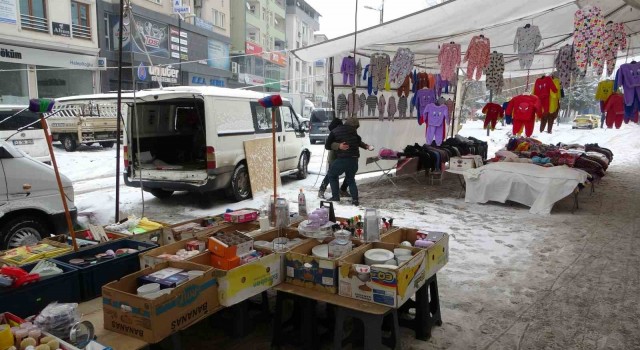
524;23;531;28
607;20;613;25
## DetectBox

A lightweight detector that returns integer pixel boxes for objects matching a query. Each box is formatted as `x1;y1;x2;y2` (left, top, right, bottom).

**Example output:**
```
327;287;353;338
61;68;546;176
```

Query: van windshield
0;109;43;130
310;110;334;123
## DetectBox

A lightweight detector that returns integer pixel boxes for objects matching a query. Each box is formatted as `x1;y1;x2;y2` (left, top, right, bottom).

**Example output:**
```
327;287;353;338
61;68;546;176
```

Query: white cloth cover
463;162;589;215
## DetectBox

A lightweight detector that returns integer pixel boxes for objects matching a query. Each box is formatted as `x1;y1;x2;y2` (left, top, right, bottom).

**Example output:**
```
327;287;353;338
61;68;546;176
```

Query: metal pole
40;115;78;251
271;107;277;224
380;0;384;23
487;89;493;136
351;0;358;118
115;0;125;223
330;57;335;112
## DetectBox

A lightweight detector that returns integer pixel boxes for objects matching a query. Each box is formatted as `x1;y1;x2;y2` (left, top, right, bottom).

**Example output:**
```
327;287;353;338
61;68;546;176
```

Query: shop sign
0;43;100;70
239;73;264;85
191;76;225;87
267;52;286;66
111;15;169;58
137;63;179;84
0;0;17;25
170;26;189;61
194;17;214;32
245;42;262;56
52;22;71;37
207;39;230;70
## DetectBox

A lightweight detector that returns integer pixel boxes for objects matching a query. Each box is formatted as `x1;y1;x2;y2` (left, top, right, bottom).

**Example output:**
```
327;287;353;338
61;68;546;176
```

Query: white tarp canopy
292;0;640;77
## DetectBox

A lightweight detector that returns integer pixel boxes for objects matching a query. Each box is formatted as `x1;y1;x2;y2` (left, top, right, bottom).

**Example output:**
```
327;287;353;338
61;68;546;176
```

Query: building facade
312;33;329;107
0;0;102;104
285;0;319;97
229;0;287;92
96;0;232;92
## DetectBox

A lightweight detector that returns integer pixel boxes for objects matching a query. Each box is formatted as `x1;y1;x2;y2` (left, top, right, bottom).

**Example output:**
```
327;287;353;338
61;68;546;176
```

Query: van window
250;102;281;134
0;109;43;131
213;99;254;135
281;107;300;131
310;110;333;123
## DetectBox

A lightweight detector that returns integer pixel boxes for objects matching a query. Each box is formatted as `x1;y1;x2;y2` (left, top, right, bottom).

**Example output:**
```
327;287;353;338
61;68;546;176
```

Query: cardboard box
338;242;427;308
224;210;258;223
209;254;241;270
139;237;208;269
449;156;477;171
190;250;283;307
284;238;365;294
252;227;310;252
207;231;253;258
102;261;219;343
381;228;449;278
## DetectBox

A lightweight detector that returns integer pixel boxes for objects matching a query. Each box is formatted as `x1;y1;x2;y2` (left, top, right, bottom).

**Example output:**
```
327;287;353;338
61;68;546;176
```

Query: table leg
414;283;430;340
231;300;250;337
301;298;318;350
334;307;346;350
271;292;285;347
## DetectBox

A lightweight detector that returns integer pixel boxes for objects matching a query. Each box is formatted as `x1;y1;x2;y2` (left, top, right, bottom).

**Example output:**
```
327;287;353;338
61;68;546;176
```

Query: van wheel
149;189;174;199
296;153;309;179
1;216;45;249
226;164;252;202
62;135;77;152
100;142;115;148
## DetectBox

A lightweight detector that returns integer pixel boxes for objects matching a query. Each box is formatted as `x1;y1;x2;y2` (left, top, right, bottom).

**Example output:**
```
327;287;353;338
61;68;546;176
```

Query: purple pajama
423;103;449;146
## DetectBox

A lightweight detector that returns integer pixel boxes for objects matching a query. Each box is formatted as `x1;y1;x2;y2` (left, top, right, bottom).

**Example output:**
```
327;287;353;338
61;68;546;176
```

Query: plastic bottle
298;189;308;217
259;207;270;232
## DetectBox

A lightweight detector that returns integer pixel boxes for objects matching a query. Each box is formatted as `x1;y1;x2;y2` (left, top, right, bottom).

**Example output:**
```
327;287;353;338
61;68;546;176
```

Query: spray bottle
298;188;308;217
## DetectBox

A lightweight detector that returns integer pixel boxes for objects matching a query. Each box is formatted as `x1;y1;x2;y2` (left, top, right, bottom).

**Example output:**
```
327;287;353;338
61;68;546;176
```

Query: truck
46;101;123;152
281;93;315;120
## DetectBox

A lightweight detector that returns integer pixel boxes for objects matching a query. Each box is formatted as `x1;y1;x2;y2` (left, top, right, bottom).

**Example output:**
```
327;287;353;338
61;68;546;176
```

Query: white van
0;140;76;249
64;87;311;201
0;106;51;164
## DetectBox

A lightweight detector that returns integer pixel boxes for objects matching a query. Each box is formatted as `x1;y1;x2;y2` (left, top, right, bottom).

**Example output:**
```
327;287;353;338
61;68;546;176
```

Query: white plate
364;248;394;266
312;244;329;258
254;240;270;248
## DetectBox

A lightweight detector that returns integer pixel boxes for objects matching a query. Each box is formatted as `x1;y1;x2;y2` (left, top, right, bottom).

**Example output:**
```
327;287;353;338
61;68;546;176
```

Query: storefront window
37;66;93;99
0;62;29;105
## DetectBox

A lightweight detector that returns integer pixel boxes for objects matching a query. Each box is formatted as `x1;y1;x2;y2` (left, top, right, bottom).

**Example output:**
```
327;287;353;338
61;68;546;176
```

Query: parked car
572;114;599;129
0;140;77;249
309;108;335;144
0;105;51;164
58;86;311;202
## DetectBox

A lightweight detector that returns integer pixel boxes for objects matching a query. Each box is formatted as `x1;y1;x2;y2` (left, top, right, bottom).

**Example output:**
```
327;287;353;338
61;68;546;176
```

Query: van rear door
0;108;49;162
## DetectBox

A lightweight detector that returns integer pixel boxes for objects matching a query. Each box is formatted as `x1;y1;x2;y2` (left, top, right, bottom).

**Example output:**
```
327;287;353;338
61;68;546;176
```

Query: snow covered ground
54;121;640;349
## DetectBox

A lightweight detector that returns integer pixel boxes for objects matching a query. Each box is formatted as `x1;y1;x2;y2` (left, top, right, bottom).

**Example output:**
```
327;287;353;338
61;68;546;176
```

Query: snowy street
55;121;640;349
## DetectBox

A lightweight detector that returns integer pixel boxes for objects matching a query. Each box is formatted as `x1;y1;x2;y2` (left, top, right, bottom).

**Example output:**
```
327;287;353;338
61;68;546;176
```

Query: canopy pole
115;0;125;222
487;89;493;136
330;57;335;111
453;68;465;137
350;0;359;118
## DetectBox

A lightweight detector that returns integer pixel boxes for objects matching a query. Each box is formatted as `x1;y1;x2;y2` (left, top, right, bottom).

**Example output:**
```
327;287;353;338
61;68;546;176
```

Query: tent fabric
291;0;640;77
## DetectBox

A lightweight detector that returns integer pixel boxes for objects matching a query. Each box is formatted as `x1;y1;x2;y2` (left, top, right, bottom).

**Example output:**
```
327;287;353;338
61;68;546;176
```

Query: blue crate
52;239;157;301
0;260;81;318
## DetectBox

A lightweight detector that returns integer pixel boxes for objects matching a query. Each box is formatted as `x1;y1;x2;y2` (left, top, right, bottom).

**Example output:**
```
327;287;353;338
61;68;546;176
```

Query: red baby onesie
532;76;558;114
481;102;504;130
506;95;542;137
604;93;624;129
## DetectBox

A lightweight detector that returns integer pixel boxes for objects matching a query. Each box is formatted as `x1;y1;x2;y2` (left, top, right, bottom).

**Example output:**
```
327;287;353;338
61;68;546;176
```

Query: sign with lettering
0;0;17;25
0;44;101;70
137;62;180;84
53;22;71;37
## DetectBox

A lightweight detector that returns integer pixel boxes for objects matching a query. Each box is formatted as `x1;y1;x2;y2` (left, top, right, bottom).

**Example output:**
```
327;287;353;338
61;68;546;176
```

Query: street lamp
363;0;384;24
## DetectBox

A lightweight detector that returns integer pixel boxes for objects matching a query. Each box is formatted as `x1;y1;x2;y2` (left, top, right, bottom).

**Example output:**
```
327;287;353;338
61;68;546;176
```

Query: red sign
245;42;263;56
267;52;287;66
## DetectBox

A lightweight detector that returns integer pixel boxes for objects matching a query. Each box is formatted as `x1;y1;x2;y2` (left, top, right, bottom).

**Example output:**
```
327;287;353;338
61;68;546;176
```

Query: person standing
325;118;373;206
318;118;349;199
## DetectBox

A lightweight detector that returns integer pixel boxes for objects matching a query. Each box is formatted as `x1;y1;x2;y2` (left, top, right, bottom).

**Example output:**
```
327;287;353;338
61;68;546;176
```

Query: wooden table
78;298;149;350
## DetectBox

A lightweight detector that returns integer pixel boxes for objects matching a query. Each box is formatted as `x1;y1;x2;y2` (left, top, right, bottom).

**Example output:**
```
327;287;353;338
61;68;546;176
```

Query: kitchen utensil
393;248;412;256
364;248;394;266
311;244;329;258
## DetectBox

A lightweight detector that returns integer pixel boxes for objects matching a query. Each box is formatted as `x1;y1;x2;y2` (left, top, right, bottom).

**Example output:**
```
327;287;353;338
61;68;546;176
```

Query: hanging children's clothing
398;95;408;118
595;80;615;112
485;52;504;94
389;48;414;83
397;74;412;97
506;94;542;137
481;102;503;130
423;103;450;146
616;62;640;118
416;72;430;90
438;42;462;81
370;53;390;91
532;75;558;114
366;95;378;117
384;67;391;91
415;89;437;124
513;25;542;69
543;76;562;133
554;44;578;89
601;22;627;76
502;101;512;125
464;35;491;80
356;59;363;83
363;64;375;95
377;94;386;121
359;93;366;117
574;6;605;75
341;56;356;85
336;93;347;118
445;99;455;117
346;92;358;117
604;93;624;129
387;96;397;121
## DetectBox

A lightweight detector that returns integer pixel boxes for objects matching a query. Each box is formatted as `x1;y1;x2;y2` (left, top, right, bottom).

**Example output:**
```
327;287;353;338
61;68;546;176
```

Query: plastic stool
398;274;442;340
272;290;319;349
333;306;401;350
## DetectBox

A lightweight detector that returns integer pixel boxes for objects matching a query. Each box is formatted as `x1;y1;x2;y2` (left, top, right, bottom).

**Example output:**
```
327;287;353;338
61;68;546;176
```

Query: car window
310;110;333;123
0;109;43;131
282;107;300;132
250;102;281;133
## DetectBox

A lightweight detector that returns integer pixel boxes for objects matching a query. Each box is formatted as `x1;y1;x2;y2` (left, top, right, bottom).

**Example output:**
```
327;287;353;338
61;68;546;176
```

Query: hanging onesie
363;64;375;95
415;89;437;124
502;101;512;125
485;52;504;94
370;53;390;91
397;74;412;97
387;96;397;121
377;94;386;121
346;93;358;117
595;80;615;113
554;44;578;89
336;93;347;118
464;35;491;80
543;76;562;133
574;6;605;75
603;93;624;129
481;102;503;130
438;42;462;81
366;95;378;117
506;94;542;137
616;62;640;118
389;48;414;83
340;56;356;85
398;95;408;118
532;76;558;114
356;59;363;83
358;93;366;117
601;22;627;76
423;103;449;146
513;25;542;69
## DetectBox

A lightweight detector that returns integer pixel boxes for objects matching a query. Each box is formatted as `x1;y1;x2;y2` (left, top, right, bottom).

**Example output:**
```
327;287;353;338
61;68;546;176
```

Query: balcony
21;14;48;33
73;24;91;40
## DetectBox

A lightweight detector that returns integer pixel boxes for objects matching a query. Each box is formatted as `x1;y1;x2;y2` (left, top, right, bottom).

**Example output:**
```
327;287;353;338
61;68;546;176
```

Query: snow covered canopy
291;0;640;77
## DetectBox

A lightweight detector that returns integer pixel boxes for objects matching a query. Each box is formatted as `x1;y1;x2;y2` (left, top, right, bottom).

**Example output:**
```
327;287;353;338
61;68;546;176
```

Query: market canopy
291;0;640;77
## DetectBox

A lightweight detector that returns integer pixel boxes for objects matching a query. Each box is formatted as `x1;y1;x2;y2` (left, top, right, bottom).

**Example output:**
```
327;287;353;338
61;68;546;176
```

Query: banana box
338;242;427;308
189;249;283;306
381;228;449;279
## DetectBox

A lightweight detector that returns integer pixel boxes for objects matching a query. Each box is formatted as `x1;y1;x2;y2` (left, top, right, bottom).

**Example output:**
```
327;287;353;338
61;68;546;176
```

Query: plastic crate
0;260;81;318
52;239;156;301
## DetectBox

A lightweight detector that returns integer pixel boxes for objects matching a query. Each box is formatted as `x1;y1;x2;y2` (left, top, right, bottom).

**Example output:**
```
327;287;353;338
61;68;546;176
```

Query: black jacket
328;118;343;131
326;124;362;158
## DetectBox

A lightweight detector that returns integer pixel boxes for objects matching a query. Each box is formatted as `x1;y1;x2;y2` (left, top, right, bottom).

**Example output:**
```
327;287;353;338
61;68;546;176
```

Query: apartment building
96;0;232;92
229;0;287;91
0;0;102;103
285;0;319;97
312;33;329;107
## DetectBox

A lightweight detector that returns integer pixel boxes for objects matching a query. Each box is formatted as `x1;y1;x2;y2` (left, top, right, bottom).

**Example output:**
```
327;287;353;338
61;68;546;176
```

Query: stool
333;306;401;350
398;274;442;340
272;290;319;349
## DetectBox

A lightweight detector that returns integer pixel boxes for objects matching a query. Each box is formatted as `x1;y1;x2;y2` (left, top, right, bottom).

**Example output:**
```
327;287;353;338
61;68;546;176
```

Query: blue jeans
327;157;359;201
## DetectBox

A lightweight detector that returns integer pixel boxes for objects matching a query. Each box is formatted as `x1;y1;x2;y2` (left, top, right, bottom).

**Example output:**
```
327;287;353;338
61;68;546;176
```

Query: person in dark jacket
324;118;373;206
318;118;349;199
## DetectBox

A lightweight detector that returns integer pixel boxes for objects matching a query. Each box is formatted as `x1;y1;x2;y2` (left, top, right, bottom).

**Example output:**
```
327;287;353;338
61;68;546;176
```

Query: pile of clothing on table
399;135;488;172
488;137;613;180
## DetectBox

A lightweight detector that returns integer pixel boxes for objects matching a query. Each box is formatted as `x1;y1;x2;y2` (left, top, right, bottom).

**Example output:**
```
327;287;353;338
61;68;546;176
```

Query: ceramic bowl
312;244;329;258
394;248;412;257
364;248;395;266
396;255;412;265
